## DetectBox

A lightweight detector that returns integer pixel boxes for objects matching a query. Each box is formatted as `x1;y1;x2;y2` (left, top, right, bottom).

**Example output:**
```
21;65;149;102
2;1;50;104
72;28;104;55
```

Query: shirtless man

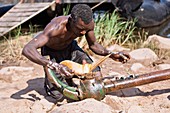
22;4;130;100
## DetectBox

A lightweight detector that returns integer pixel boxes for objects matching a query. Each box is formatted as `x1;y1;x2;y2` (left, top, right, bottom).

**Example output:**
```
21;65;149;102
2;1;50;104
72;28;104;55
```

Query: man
22;4;130;100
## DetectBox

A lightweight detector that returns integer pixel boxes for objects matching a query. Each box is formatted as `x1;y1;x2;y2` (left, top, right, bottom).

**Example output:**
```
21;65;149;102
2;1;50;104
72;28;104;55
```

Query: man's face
70;18;94;37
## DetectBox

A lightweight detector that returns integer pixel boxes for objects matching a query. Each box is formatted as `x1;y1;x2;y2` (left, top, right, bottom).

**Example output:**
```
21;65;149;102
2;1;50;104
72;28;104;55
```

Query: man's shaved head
71;4;93;24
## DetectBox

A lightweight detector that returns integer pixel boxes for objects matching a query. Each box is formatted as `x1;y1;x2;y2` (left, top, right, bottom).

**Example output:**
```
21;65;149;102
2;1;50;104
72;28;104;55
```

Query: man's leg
41;46;66;100
43;67;65;100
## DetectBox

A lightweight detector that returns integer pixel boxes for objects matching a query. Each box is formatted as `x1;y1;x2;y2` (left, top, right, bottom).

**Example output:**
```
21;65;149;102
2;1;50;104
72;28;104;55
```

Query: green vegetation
62;4;141;49
0;24;38;65
7;25;22;39
94;11;137;47
77;10;148;51
63;4;71;16
3;8;169;65
28;23;42;35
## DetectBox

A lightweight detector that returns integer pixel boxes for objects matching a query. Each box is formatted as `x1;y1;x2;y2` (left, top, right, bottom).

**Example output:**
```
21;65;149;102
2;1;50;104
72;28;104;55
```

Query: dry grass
0;35;31;66
1;33;170;68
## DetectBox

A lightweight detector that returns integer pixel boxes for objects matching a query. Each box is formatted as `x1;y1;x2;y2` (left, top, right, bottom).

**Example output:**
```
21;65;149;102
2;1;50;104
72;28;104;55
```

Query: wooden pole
91;0;108;10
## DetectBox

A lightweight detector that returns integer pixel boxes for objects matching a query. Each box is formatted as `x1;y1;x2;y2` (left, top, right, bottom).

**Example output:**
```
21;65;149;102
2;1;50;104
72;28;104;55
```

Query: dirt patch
0;35;170;113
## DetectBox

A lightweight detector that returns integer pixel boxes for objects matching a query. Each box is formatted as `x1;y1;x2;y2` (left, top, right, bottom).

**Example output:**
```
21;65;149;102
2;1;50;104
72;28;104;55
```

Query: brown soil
0;35;170;113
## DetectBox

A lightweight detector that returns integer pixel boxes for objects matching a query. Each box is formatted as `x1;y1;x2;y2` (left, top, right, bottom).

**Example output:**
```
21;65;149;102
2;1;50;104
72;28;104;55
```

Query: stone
50;98;114;113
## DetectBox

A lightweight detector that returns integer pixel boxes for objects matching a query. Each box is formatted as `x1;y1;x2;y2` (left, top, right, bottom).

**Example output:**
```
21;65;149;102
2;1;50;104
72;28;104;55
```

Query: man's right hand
47;61;74;78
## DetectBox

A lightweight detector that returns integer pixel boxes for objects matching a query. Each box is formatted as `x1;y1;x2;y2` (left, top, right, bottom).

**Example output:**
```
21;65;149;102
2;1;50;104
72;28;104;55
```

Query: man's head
69;4;94;36
71;4;93;24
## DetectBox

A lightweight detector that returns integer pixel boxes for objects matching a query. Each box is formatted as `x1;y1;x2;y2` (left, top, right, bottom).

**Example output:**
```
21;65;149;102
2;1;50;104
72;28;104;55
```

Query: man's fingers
63;71;74;78
118;53;127;60
82;59;87;64
66;70;74;75
118;53;129;63
60;66;74;78
124;54;130;60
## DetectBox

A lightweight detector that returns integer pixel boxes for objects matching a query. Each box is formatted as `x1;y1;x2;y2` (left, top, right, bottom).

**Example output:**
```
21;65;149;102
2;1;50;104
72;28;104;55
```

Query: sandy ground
0;35;170;113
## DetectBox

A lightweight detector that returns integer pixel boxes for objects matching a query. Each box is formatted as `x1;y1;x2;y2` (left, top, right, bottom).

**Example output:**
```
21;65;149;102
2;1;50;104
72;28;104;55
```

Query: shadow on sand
10;77;63;103
108;87;170;100
11;77;170;102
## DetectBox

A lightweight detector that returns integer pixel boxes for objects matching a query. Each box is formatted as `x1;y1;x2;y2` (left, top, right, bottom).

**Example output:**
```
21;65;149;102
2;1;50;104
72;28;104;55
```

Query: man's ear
69;15;72;19
68;16;71;22
68;16;75;25
68;15;73;22
69;15;77;24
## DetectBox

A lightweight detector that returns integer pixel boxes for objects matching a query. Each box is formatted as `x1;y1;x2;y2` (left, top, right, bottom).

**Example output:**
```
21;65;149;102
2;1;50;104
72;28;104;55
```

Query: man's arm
22;17;61;66
22;32;50;66
22;22;74;77
85;30;110;56
85;30;130;63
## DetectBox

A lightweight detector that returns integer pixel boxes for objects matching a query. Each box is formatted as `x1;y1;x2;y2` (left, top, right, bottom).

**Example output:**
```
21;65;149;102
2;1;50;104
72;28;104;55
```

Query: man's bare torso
44;15;78;50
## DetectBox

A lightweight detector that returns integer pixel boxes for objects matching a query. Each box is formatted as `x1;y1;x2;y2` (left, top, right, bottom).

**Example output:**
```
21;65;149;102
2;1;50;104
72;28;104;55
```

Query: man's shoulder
52;15;69;23
44;16;69;36
49;16;69;29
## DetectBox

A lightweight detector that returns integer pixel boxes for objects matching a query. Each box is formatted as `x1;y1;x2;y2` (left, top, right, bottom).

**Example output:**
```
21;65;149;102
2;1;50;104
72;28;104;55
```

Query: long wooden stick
91;0;108;10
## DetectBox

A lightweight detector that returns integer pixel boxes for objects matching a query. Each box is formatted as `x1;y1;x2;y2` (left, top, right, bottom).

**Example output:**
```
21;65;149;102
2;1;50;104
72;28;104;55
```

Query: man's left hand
109;51;130;63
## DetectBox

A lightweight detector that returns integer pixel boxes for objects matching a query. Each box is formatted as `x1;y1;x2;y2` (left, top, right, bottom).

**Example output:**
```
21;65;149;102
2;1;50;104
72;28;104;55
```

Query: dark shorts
41;40;100;99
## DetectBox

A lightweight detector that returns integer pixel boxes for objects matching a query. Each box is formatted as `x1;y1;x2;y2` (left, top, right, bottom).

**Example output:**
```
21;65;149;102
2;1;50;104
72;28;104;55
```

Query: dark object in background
112;0;170;28
112;0;143;19
0;4;14;17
